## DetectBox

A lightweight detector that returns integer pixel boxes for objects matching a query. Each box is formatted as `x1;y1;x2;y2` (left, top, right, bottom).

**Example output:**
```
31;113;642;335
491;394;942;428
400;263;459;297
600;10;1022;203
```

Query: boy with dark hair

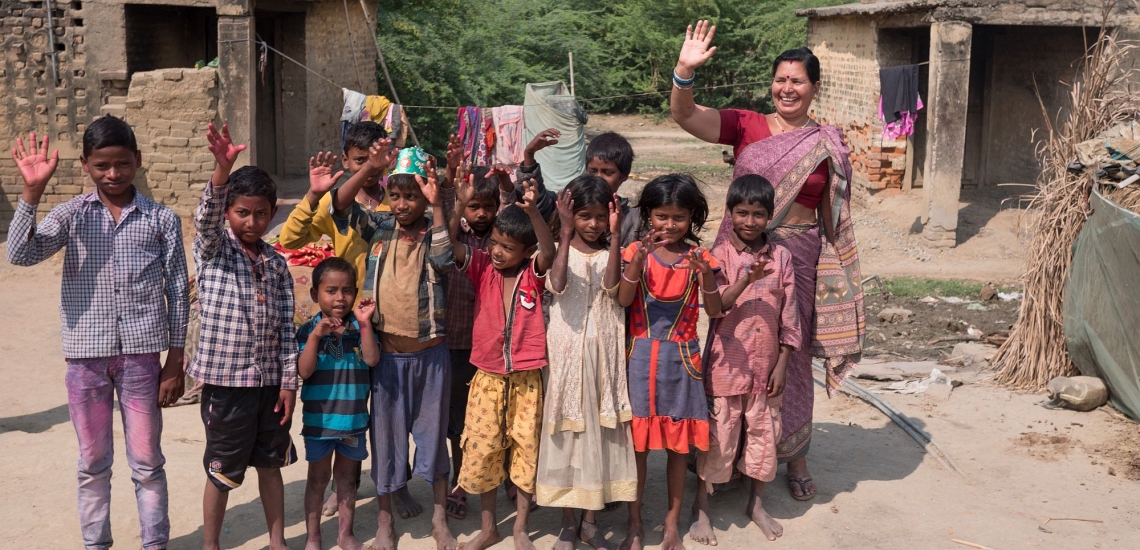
520;129;641;246
297;257;380;550
449;176;557;550
6;116;188;550
320;144;458;550
191;123;298;550
690;174;800;546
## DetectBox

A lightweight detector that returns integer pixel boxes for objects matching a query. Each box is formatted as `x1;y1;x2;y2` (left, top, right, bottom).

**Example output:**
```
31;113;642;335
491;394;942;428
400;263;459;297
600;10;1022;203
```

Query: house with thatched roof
797;0;1140;247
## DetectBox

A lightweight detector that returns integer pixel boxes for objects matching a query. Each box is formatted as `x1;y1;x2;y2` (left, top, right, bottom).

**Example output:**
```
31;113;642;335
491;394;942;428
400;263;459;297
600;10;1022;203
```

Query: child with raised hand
617;174;723;550
6;117;189;550
689;175;799;546
585;131;642;247
538;176;638;550
192;123;298;550
297;257;381;550
449;175;556;550
321;144;458;550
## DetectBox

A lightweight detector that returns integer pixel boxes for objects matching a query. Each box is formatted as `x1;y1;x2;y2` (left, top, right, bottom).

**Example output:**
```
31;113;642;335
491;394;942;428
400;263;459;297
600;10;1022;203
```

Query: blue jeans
66;353;169;550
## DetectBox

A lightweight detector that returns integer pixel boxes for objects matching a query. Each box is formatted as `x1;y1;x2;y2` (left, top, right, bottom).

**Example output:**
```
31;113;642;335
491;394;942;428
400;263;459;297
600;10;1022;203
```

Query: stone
948;342;996;369
878;308;913;323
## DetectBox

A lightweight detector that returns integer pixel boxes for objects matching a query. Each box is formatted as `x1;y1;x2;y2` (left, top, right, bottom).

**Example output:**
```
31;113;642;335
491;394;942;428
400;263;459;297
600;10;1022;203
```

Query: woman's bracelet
700;285;719;295
673;80;694;91
622;272;640;284
673;69;695;86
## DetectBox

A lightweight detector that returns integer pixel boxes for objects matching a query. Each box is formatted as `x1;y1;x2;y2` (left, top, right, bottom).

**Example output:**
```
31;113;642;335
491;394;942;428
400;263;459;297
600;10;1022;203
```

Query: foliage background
373;0;849;152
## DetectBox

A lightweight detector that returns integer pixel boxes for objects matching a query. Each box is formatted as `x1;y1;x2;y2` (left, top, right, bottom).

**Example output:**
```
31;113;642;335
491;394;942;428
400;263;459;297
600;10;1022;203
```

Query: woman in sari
669;20;865;507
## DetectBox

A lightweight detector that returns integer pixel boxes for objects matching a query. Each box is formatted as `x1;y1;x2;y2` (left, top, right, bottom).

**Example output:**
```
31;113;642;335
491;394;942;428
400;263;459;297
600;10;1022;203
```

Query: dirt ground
4;114;1139;549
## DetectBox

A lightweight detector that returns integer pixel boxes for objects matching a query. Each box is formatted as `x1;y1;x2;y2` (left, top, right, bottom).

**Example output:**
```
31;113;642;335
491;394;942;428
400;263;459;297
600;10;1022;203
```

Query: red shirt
462;247;548;373
718;109;829;209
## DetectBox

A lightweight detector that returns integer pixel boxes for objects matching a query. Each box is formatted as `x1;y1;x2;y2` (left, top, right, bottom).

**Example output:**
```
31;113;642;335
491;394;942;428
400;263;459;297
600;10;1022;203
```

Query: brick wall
0;0;98;235
807;17;908;206
305;0;379;154
121;68;219;216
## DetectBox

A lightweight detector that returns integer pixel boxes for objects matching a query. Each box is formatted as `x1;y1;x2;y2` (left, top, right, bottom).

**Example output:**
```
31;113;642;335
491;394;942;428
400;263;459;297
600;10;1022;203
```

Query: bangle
673;80;694;91
673;69;695;85
622;272;640;284
700;286;719;295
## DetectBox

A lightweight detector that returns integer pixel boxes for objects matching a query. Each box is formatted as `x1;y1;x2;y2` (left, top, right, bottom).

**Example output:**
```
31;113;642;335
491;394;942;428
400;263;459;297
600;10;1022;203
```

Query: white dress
536;246;637;509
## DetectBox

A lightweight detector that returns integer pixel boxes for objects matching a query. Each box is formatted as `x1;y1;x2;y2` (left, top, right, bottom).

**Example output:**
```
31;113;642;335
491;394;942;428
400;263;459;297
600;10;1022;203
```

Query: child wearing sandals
537;176;638;550
617;174;724;550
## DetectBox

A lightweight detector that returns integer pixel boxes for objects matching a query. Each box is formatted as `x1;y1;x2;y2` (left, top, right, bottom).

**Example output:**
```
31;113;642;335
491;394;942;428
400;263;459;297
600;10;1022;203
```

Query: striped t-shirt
297;315;371;439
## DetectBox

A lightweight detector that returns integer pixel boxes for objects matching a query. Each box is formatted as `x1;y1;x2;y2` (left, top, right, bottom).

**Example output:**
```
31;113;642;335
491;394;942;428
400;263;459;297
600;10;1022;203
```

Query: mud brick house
0;0;378;233
797;0;1140;247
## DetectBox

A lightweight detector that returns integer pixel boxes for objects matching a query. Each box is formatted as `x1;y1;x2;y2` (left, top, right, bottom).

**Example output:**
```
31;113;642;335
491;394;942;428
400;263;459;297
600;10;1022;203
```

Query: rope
341;0;365;91
357;0;420;147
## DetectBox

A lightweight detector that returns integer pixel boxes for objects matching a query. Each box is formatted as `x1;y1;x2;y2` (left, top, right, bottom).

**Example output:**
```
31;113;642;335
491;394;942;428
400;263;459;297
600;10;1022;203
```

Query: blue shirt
297;314;371;439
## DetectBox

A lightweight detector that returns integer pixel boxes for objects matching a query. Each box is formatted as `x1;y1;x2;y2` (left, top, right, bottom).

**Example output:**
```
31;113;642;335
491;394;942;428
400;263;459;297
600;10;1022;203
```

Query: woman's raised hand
676;20;718;75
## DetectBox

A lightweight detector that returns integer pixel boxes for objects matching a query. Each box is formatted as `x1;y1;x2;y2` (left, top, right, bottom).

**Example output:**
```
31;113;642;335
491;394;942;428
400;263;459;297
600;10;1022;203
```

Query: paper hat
391;147;432;177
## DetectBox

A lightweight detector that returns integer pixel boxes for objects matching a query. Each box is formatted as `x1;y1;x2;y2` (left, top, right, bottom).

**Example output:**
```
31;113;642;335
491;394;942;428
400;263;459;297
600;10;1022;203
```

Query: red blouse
718;109;829;209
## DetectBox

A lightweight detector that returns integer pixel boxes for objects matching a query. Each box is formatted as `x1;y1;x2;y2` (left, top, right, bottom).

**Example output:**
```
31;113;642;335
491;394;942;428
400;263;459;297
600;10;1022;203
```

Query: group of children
9;113;801;550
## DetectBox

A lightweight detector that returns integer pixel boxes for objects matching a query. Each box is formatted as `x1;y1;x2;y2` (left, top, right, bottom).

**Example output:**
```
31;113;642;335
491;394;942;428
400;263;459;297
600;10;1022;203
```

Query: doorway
253;9;307;176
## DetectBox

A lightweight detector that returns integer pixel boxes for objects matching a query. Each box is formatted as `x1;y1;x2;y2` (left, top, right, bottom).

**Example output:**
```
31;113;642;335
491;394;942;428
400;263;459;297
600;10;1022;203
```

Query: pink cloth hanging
879;94;924;140
492;106;526;166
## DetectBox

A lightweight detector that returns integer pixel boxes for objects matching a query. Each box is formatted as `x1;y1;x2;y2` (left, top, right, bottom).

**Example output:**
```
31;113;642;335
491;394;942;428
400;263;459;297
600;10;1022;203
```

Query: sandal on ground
446;487;467;520
787;476;816;501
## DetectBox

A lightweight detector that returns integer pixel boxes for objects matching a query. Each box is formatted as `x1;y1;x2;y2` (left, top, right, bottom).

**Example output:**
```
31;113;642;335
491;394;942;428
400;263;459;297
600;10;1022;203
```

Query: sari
714;124;865;461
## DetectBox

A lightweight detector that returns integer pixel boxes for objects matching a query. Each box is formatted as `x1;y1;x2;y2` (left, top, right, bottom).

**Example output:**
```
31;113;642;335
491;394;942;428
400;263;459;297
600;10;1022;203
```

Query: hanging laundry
341;89;367;123
364;95;392;123
879;64;920;125
492;105;526;166
456;106;483;162
475;108;495;166
524;81;587;191
880;94;924;140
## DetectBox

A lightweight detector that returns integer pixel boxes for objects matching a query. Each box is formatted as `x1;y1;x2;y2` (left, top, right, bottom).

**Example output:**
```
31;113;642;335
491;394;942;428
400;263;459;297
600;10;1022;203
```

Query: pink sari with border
715;124;865;460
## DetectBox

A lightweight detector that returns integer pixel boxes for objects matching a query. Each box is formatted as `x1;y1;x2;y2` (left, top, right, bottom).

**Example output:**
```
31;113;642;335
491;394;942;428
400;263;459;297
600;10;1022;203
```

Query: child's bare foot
394;486;423;518
304;536;323;550
554;513;578;550
369;516;396;550
747;496;783;541
458;528;501;550
661;524;687;550
323;492;338;516
618;522;643;550
432;509;458;550
338;533;365;550
687;505;717;546
579;517;613;550
512;525;536;550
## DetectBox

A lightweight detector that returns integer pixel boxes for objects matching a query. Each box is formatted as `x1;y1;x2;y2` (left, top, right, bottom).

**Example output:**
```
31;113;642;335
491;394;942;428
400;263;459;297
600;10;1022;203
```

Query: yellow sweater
278;191;388;294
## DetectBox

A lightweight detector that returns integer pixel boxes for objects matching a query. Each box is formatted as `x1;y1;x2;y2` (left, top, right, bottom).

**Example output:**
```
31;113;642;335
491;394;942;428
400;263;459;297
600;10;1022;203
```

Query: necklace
774;113;811;133
242;247;267;303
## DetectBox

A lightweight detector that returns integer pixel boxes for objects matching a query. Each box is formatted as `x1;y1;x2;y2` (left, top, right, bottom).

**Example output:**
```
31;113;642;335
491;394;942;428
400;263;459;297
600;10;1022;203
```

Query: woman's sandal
445;487;467;520
788;476;817;501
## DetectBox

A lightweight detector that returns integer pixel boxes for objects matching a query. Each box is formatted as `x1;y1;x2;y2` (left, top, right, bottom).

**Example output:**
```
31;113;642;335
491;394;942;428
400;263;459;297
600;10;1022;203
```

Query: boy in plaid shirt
189;123;298;550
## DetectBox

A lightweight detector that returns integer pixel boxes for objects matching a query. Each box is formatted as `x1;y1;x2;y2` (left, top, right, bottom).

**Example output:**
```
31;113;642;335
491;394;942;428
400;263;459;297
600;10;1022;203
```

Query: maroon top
718;109;828;209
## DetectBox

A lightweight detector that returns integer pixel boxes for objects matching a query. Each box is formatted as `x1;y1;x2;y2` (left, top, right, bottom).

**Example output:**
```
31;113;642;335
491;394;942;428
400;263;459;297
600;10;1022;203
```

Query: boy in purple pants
6;116;189;550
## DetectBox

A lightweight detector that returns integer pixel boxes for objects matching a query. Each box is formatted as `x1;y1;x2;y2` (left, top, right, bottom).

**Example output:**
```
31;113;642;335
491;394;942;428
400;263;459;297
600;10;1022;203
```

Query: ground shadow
0;403;71;435
955;184;1028;244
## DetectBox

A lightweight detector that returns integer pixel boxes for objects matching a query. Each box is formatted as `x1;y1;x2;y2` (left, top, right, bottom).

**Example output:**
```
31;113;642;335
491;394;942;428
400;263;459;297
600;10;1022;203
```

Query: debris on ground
1041;376;1110;412
878;308;914;323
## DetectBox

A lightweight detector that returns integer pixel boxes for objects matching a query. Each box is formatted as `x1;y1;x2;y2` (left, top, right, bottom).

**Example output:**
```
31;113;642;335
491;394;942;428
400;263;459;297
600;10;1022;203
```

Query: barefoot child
6;116;189;550
191;123;298;550
326;146;458;550
451;178;557;550
538;176;637;549
617;174;723;550
297;258;381;550
689;175;800;545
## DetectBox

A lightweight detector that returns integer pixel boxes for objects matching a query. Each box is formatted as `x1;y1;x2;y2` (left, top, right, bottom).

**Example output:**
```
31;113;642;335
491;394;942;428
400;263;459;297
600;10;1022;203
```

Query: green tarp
1064;189;1140;421
524;81;587;191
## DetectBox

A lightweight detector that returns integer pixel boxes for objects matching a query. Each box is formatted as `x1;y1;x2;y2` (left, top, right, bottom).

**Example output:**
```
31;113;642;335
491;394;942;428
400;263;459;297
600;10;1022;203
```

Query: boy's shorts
305;434;368;463
448;348;478;441
201;384;297;492
697;392;781;484
458;368;543;495
370;342;452;495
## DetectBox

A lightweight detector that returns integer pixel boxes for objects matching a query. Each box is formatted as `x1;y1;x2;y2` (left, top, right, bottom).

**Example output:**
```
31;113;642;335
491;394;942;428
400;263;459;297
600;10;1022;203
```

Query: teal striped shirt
297;315;371;439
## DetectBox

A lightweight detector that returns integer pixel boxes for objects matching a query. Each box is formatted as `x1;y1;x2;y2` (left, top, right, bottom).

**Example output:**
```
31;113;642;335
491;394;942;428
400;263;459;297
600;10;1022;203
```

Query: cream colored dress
536;246;637;509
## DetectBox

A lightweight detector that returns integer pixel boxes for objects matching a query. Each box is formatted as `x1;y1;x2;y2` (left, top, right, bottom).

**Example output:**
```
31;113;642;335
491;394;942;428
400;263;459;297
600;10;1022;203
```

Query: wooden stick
951;539;995;550
1045;517;1103;525
928;335;982;345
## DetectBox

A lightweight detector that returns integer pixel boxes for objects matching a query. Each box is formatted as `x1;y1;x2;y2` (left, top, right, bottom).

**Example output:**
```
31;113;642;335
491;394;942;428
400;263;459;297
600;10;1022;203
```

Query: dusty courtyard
2;115;1139;549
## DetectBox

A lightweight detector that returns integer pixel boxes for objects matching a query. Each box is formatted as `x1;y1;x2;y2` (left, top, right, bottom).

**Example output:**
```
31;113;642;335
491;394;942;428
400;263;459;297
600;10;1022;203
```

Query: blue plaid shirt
188;184;298;390
6;191;189;359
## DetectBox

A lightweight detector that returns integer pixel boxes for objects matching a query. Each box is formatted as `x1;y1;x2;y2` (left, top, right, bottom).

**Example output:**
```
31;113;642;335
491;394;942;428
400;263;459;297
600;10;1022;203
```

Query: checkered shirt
6;192;189;359
188;184;298;390
704;233;801;396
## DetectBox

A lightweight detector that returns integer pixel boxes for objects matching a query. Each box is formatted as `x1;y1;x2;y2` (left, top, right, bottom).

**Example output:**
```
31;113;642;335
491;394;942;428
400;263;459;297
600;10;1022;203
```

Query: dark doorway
254;10;307;175
124;4;217;75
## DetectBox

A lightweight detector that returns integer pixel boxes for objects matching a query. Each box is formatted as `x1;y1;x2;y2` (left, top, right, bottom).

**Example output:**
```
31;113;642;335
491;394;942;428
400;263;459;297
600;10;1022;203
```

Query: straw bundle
991;27;1138;388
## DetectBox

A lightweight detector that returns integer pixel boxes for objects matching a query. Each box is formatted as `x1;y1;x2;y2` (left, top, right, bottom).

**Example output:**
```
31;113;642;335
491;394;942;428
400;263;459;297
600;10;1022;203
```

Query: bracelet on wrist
673;80;694;91
700;285;719;295
621;272;640;284
673;69;695;85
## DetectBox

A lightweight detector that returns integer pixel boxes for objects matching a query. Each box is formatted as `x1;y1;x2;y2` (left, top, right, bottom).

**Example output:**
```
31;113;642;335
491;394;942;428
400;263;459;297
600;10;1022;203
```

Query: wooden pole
569;51;575;96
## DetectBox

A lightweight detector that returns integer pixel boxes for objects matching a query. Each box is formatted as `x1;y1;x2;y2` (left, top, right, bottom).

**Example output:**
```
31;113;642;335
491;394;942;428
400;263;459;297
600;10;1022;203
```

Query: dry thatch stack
991;28;1138;388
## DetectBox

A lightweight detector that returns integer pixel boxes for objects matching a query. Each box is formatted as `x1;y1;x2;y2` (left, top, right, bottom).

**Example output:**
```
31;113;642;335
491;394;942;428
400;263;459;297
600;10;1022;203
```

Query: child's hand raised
488;163;513;191
683;247;714;274
745;259;775;284
632;229;667;263
308;152;344;196
556;189;575;237
368;138;396;171
676;20;718;73
206;123;247;170
609;194;623;237
445;134;465;172
354;299;376;326
454;162;475;205
416;158;442;207
12;132;59;196
525;128;561;156
516;178;540;215
312;316;343;338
